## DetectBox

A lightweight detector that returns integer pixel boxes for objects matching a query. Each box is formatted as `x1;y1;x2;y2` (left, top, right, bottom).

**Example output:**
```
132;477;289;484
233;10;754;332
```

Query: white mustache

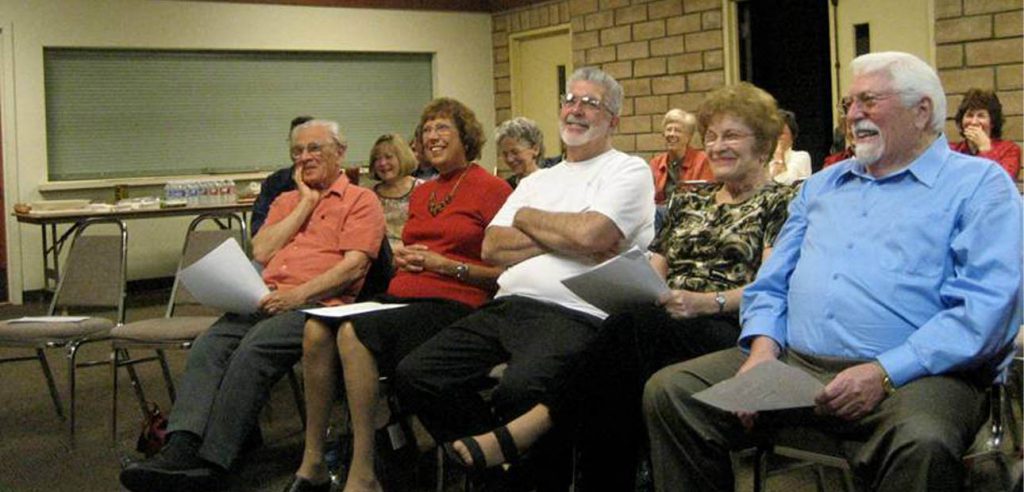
853;121;880;134
564;116;590;128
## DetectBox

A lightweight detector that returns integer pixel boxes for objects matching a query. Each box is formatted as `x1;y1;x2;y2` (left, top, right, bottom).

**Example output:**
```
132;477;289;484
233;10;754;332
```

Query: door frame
0;22;20;303
508;24;572;120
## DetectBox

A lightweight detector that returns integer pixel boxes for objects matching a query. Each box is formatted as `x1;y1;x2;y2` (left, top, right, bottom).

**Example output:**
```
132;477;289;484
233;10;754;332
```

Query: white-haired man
644;51;1022;491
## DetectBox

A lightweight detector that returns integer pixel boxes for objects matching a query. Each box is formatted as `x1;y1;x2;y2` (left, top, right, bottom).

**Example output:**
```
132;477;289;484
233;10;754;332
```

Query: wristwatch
714;292;726;313
875;361;896;396
453;263;470;282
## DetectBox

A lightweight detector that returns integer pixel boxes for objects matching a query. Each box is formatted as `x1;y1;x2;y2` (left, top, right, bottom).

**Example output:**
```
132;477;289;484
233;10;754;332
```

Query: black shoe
281;476;331;492
119;450;222;492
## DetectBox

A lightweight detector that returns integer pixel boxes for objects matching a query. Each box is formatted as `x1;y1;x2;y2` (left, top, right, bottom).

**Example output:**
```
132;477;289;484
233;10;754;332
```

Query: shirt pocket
880;208;952;278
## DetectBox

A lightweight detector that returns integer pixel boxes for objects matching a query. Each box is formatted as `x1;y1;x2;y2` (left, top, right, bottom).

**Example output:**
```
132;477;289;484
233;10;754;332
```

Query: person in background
649;109;713;206
950;88;1021;179
284;98;511;492
823;118;855;169
251;115;314;235
120;120;386;492
369;133;422;250
769;109;812;185
644;51;1021;492
409;123;440;181
495;116;545;189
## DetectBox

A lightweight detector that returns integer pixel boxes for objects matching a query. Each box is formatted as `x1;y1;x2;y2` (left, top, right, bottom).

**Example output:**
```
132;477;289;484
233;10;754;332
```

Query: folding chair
0;217;128;447
109;212;246;441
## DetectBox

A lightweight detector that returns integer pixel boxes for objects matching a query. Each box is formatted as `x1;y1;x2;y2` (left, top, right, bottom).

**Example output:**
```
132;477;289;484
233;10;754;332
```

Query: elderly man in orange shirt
121;119;385;492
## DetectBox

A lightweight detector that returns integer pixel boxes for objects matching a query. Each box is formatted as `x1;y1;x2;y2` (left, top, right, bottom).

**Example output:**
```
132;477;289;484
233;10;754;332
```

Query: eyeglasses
290;141;336;159
422;122;455;138
560;93;611;113
703;130;754;147
842;91;901;113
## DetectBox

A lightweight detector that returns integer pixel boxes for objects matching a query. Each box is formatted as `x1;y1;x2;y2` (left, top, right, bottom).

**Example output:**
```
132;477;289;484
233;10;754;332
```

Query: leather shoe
281;475;331;492
120;451;221;492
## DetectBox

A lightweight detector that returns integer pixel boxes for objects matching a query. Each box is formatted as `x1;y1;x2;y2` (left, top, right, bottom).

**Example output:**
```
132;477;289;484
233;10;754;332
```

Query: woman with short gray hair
495;116;545;189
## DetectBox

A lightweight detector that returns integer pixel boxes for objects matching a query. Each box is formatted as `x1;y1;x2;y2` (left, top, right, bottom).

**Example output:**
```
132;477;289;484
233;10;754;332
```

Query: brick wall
936;0;1023;155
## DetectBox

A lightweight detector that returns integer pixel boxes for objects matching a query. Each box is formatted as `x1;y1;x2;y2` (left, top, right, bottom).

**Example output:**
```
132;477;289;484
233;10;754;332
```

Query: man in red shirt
121;119;385;492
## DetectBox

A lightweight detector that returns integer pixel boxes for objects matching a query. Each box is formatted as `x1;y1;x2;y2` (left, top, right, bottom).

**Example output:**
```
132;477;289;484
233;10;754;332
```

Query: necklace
428;167;470;216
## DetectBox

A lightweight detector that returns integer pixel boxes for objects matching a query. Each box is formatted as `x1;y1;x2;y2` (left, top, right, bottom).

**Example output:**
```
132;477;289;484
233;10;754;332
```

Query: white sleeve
588;155;655;239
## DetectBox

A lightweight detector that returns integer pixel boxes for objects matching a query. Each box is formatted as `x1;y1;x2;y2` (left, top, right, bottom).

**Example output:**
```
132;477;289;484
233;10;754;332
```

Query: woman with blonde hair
369;133;422;249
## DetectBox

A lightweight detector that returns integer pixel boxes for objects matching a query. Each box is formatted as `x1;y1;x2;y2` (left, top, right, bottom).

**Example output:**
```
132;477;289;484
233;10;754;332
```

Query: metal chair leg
66;341;81;448
754;446;769;492
111;347;120;444
156;349;176;402
37;349;65;420
121;349;150;415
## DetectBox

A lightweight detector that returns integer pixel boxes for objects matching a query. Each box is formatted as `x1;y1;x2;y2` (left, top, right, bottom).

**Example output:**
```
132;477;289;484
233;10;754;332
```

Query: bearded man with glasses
121;119;385;492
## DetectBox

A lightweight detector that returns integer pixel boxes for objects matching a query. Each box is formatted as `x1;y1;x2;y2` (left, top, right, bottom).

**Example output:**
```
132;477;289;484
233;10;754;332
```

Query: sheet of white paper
692;359;825;413
560;247;670;314
8;316;89;323
179;238;269;315
303;302;408;319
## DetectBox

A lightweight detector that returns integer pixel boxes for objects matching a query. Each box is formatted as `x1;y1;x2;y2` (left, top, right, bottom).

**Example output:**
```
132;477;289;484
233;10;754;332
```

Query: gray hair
851;52;946;134
290;119;348;148
567;66;624;116
495;117;546;158
662;109;697;133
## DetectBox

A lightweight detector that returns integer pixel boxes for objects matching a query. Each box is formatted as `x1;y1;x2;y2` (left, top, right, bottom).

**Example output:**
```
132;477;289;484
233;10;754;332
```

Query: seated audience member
369;133;423;250
120;119;386;492
285;98;512;492
649;108;713;206
496;116;545;189
439;82;795;491
395;67;655;490
251;115;315;234
644;51;1022;492
950;88;1021;179
769;109;812;185
409;124;440;181
823;119;855;169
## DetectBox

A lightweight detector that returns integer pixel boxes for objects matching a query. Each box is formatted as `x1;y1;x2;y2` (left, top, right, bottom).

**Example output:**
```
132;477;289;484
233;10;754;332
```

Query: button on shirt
740;135;1022;387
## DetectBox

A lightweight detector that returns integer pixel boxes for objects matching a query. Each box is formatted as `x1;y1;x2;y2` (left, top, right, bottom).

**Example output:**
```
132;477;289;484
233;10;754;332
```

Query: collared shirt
649;148;713;205
260;174;386;306
740;135;1022;386
949;138;1021;180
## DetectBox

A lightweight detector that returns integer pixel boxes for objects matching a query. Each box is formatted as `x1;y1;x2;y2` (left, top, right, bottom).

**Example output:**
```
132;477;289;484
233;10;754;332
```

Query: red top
822;148;854;169
649;148;714;204
262;174;386;306
387;164;512;307
949;138;1021;180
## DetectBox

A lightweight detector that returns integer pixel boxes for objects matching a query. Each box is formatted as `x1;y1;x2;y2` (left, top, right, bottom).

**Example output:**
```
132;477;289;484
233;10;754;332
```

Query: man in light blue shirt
643;52;1021;492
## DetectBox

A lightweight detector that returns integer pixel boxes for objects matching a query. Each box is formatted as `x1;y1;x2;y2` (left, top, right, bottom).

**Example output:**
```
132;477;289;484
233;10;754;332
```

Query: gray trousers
166;310;305;469
643;348;986;492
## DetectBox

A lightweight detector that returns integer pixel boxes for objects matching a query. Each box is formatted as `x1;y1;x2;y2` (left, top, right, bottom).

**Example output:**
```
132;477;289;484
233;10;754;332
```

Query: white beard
560;118;609;147
853;121;884;166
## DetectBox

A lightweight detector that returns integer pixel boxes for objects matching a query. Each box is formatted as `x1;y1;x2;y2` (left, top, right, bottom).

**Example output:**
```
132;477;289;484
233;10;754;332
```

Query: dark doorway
737;0;834;171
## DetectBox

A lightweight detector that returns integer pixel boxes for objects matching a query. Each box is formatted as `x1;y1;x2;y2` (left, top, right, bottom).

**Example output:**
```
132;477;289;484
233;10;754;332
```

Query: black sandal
443;425;520;471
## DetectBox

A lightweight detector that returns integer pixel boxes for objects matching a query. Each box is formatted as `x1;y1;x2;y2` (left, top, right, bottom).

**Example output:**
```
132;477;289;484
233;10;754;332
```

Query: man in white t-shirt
396;67;654;488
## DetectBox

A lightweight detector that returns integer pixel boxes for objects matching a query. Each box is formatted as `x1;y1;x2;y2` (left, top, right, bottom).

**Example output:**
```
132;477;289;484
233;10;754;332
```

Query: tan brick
560;3;571;23
494;62;510;78
934;0;962;19
935;16;993;43
635;95;669;115
493;15;508;33
534;7;549;28
995;11;1023;37
651;35;687;56
585;10;615;30
575;31;600;50
571;16;586;33
940;67;996;92
666;13;702;35
635;57;668;76
574;49;588;67
601;25;632;45
966;38;1024;66
621;77;652;97
964;0;1021;15
652;75;687;94
685;30;723;52
704;49;723;70
668;91;706;111
702;10;722;29
618;41;651;60
688;70;724;91
509;13;520;32
496;108;512;124
936;44;964;68
616;5;648;25
649;114;665;129
634;20;667;40
684;0;720;13
520;11;533;30
587;45;617;64
619;97;635;116
493;32;509;49
495;92;511;109
636;132;666;151
600;0;631;8
570;0;598;16
619;115;653;133
668;52;704;73
612;134;636;152
1004;115;1023;142
997;64;1024;90
550;5;561;26
944;119;960;138
998;90;1023;116
649;0;683;19
946;94;964;119
494;47;509;64
495;77;511;93
602;61;634;80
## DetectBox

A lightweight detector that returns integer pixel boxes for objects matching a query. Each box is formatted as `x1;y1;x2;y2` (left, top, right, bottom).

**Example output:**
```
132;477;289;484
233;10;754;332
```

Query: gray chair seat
0;318;114;343
110;316;219;342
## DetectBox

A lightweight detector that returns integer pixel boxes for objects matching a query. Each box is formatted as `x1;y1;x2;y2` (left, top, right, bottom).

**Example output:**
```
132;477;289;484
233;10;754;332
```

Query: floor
0;287;1019;492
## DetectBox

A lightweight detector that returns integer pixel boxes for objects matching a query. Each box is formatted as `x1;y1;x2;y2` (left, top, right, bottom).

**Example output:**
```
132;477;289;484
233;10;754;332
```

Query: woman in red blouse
950;88;1021;180
285;98;512;492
